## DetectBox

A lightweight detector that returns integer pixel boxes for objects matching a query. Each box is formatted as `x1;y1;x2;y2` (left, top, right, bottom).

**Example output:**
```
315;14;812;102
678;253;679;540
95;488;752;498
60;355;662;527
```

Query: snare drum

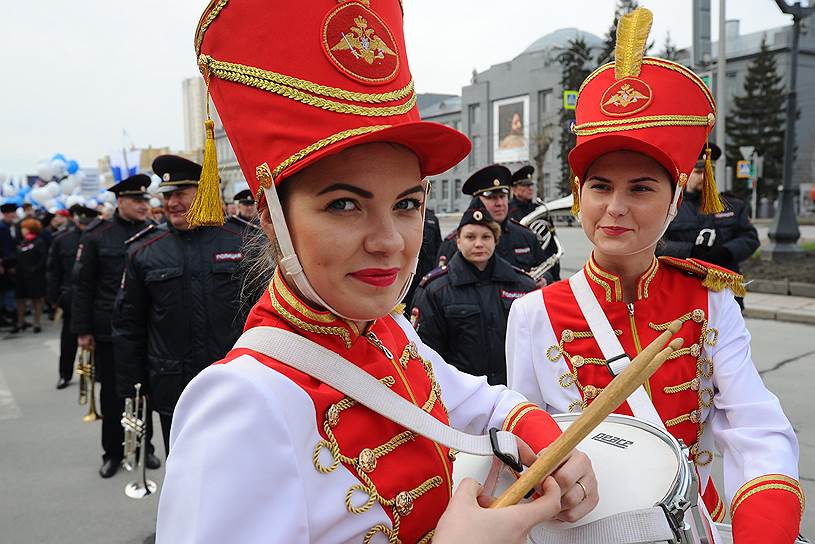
453;413;713;544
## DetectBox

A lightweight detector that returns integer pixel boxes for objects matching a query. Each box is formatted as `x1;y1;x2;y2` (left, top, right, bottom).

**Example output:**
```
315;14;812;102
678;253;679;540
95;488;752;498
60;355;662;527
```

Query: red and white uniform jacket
156;269;561;544
506;255;804;543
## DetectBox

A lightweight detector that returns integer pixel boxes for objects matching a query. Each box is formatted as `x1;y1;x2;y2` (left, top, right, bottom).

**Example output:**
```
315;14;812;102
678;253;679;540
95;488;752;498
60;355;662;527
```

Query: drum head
541;414;682;528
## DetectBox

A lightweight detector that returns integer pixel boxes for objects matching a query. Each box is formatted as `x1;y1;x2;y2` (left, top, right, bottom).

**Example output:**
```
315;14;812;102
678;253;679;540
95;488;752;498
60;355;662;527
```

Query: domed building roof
522;28;604;55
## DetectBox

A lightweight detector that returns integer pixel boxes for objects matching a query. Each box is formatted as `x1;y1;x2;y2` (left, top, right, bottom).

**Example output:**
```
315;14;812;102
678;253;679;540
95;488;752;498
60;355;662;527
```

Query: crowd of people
0;2;802;542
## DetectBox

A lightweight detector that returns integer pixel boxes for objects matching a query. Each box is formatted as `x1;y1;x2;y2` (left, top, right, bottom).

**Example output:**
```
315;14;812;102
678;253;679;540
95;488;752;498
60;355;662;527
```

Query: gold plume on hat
614;8;653;80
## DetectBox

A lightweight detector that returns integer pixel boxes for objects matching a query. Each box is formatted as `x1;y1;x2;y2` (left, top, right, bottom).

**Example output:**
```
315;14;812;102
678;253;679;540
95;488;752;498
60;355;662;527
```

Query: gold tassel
571;176;581;215
700;146;725;214
614;8;653;79
702;269;746;297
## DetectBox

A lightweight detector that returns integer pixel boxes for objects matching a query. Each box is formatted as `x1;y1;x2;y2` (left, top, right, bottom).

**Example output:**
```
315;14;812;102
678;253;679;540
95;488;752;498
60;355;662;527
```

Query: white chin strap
262;179;421;322
580;183;682;257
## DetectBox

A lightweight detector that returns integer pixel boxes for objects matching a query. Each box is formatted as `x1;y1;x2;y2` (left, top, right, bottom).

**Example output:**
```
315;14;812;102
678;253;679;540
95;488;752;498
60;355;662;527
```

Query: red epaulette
658;256;746;297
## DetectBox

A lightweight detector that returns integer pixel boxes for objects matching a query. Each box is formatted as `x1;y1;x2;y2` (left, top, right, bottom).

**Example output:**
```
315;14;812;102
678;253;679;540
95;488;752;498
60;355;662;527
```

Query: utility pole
715;0;727;191
765;0;814;260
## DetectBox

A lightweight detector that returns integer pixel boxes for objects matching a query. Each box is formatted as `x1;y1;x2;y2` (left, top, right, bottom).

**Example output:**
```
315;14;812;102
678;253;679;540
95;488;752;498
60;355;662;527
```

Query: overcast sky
0;0;793;177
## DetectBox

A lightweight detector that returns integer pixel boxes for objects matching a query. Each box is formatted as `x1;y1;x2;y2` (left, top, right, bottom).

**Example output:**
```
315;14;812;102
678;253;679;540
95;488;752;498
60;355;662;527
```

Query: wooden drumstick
490;320;684;509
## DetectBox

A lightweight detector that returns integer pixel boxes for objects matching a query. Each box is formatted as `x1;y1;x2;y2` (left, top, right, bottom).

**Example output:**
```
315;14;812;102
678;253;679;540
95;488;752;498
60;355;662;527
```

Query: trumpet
121;383;157;499
520;204;565;282
76;348;101;422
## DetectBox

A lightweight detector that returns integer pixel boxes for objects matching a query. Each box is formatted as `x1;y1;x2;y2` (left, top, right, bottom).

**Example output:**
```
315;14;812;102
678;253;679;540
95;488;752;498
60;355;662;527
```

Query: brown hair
20;218;42;234
458;220;501;243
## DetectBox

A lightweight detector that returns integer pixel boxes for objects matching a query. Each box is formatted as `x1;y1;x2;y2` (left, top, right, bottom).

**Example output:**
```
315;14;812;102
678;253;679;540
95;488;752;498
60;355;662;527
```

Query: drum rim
549;412;693;509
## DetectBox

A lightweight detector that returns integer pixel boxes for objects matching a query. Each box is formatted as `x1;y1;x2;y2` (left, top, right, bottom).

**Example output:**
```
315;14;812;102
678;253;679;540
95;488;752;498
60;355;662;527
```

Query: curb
743;307;815;325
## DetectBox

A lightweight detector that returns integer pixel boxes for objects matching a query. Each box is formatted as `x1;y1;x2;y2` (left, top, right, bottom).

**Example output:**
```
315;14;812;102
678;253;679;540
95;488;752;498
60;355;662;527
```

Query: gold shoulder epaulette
658;256;746;297
392;303;406;315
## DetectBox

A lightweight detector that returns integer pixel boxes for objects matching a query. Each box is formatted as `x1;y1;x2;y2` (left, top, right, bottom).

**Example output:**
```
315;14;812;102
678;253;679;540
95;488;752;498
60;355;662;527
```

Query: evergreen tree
660;31;680;61
725;36;786;199
558;38;593;195
598;0;645;66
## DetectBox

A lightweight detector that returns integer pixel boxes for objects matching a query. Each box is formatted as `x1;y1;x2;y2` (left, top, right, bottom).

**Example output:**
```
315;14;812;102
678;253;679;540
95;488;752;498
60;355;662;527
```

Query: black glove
692;244;732;266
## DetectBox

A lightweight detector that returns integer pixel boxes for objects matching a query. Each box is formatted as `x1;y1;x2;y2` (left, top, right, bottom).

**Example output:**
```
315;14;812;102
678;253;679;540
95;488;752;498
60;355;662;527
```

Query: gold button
448;449;457;461
689;410;700;424
695;449;714;466
395;491;414;516
690;442;699;455
358;448;377;473
691;309;705;323
583;385;598;399
326;404;340;427
562;329;575;343
690;344;701;357
571;355;585;368
690;377;700;391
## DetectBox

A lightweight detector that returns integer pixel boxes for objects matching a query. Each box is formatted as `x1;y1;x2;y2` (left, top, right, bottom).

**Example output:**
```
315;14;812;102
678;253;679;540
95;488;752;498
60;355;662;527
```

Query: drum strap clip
606;353;632;378
490;428;523;473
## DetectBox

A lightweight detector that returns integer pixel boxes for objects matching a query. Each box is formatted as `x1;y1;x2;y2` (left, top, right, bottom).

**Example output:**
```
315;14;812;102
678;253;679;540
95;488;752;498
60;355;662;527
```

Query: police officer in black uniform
47;205;98;389
659;143;759;308
71;175;161;478
411;208;536;386
508;165;543;222
436;164;554;285
113;155;248;454
402;207;442;312
232;189;258;225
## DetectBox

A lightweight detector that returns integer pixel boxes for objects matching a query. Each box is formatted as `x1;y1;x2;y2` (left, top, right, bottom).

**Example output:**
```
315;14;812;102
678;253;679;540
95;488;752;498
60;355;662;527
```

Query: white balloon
43;198;57;209
46;181;61;197
65;195;84;208
151;174;161;185
30;187;48;202
149;197;161;208
147;178;161;194
37;163;53;181
50;159;67;178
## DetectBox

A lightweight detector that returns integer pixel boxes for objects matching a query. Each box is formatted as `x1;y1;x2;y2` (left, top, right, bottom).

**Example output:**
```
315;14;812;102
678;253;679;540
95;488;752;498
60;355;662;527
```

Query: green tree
725;36;787;199
598;0;645;66
558;38;593;195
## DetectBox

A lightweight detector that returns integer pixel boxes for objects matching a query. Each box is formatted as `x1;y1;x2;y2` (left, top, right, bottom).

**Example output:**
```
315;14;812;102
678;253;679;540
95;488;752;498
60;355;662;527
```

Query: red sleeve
730;474;804;544
501;402;561;455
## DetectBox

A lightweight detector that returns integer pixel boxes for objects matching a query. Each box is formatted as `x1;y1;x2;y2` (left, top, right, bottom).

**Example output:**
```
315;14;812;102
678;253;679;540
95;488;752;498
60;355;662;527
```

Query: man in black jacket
402;207;442;311
436;165;555;285
508;165;542;222
659;144;759;308
47;205;98;389
71;175;161;478
113;155;247;454
412;208;536;386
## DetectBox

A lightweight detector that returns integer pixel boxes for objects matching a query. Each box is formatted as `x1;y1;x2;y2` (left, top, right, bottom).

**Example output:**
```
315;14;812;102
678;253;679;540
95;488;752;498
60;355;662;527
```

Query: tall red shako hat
191;0;471;317
568;8;724;219
188;0;471;226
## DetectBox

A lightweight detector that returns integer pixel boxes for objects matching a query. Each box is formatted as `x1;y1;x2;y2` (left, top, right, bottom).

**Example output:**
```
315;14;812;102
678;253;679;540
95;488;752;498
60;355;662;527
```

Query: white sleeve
505;293;550;410
706;289;800;500
156;363;310;544
392;312;535;435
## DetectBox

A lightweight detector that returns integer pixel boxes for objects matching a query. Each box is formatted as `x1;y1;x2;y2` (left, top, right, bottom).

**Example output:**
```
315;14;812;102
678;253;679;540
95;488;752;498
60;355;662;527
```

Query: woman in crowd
13;217;48;333
506;9;802;543
156;1;597;543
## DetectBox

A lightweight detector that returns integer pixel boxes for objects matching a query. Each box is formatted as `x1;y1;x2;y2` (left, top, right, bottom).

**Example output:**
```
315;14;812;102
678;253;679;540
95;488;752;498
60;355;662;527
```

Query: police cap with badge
68;204;100;224
457;207;497;230
462;165;512;197
108;174;151;200
233;189;254;204
511;165;535;186
153;155;202;193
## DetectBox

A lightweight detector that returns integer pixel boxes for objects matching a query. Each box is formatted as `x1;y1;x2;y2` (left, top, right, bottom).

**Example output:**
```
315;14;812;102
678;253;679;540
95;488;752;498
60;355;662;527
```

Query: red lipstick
599;226;633;236
350;268;400;287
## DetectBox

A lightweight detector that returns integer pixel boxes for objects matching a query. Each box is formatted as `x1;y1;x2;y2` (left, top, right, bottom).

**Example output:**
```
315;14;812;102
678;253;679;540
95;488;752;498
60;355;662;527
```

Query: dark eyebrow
586;176;660;183
396;185;424;199
316;183;373;198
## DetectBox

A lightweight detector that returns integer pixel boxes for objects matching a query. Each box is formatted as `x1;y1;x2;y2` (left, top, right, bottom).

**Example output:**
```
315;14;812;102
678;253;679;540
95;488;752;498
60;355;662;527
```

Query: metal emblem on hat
600;77;653;117
322;1;400;85
163;173;171;182
473;211;483;221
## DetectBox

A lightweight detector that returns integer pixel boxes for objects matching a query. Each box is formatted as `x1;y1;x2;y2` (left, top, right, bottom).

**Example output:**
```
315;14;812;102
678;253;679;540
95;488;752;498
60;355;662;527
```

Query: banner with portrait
493;95;529;163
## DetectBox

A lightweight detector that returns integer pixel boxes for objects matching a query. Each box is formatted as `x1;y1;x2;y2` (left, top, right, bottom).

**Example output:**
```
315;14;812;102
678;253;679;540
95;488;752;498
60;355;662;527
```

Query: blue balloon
52;153;67;163
66;160;79;174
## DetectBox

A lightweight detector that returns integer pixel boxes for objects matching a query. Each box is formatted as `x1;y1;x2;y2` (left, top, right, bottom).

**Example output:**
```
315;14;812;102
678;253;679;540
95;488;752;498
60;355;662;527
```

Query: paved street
1;311;812;541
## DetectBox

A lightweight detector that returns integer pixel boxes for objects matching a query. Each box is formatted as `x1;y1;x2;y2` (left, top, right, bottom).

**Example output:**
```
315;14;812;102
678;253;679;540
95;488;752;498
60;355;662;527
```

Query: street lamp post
765;0;814;260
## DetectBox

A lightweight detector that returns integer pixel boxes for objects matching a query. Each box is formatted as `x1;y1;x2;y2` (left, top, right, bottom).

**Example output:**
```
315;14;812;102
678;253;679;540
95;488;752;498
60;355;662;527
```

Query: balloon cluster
0;155;164;216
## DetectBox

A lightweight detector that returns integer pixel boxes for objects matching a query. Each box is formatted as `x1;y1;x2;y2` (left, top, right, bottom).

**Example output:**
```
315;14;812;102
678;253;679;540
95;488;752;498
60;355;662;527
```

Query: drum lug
659;499;691;544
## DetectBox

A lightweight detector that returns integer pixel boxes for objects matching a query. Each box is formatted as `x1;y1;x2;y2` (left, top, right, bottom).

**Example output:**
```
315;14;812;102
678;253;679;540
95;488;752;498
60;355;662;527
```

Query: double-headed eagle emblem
330;16;396;65
603;83;649;108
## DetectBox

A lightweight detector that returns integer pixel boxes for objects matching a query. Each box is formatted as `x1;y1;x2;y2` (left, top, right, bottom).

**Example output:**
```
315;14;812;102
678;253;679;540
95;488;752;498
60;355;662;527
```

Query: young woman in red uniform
156;1;598;542
506;9;803;544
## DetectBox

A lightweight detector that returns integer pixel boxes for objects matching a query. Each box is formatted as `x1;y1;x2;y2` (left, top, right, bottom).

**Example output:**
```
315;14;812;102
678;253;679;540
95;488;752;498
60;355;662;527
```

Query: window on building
442;179;450;208
455;178;462;197
468;135;481;170
452;119;461;132
468;103;481;126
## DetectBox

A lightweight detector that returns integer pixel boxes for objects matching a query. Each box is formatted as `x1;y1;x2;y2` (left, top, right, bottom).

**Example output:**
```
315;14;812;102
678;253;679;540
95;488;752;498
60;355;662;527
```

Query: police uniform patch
500;290;525;301
513;247;531;255
321;1;400;85
214;252;243;263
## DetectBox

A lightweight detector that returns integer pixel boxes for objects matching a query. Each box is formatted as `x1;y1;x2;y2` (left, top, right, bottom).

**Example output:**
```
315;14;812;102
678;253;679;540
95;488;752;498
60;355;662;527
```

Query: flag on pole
109;149;141;182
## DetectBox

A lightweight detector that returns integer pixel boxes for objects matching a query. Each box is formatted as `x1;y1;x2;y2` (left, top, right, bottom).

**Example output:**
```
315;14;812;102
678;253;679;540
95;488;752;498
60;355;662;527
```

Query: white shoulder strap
234;326;520;464
568;271;665;429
